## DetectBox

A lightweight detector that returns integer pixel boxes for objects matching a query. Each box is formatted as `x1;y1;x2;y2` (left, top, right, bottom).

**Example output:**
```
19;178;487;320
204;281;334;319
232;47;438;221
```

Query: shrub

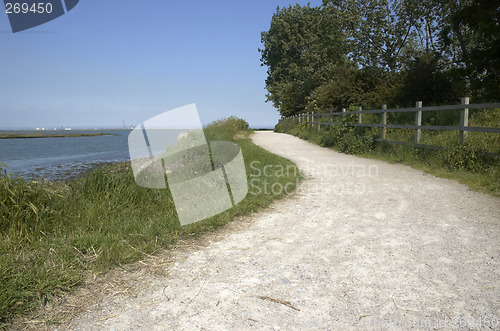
274;121;295;133
204;116;249;140
319;130;338;147
338;131;370;154
444;143;484;172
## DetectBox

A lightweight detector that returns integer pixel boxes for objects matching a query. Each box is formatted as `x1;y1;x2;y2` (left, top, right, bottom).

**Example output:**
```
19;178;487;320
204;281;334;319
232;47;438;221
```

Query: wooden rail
279;98;500;150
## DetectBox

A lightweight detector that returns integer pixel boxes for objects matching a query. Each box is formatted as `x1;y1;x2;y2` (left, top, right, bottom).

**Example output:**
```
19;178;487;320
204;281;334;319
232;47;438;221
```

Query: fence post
306;112;310;128
459;97;469;144
358;106;362;124
318;112;321;131
381;104;387;140
414;101;422;145
342;108;346;122
329;109;333;130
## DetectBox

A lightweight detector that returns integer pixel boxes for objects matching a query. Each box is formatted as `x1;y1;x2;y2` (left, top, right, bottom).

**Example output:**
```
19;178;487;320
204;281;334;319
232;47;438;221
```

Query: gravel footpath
63;131;500;330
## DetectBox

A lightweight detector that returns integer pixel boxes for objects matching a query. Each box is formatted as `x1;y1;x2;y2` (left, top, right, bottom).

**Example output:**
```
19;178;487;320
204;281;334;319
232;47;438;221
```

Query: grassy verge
275;110;500;196
0;132;110;139
0;117;300;326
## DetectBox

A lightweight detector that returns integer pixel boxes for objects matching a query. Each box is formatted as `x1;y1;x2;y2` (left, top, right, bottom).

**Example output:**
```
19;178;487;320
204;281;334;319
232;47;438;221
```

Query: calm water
0;130;131;181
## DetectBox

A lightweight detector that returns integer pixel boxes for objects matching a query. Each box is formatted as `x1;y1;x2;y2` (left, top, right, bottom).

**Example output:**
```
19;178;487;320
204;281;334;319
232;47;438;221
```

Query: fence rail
279;97;500;150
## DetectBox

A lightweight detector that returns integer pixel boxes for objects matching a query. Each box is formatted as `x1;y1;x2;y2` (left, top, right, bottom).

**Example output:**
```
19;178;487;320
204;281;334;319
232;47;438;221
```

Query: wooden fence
279;97;500;150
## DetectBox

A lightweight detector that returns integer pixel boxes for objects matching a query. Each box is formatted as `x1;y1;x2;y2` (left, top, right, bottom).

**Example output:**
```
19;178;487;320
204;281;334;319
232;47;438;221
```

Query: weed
444;143;484;172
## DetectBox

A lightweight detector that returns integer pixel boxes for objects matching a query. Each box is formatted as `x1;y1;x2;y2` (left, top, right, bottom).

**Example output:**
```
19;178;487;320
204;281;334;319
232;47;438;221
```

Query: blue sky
0;0;323;129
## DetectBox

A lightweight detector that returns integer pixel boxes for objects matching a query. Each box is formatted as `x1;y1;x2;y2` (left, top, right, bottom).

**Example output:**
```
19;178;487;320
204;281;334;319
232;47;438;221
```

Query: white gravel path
64;131;500;330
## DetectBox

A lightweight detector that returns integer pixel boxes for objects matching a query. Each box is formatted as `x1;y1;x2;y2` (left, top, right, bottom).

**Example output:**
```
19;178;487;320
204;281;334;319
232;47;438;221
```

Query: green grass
364;142;500;195
0;117;301;326
275;109;500;196
0;132;110;139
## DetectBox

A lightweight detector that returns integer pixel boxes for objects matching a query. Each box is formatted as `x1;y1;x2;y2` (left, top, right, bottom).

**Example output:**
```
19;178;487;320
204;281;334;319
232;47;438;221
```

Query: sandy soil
54;131;499;330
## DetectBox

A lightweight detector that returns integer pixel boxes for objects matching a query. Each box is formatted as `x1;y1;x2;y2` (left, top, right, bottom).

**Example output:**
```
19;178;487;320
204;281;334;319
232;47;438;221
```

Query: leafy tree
311;66;395;110
261;0;499;116
259;5;348;116
439;0;500;101
393;51;459;106
322;0;420;72
312;66;362;111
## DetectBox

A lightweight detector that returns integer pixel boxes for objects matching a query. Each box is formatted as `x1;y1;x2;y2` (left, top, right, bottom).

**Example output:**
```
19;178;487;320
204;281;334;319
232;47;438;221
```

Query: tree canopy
260;0;500;116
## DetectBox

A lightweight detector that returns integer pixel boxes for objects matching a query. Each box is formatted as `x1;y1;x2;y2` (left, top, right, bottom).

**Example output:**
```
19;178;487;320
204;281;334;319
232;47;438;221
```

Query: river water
0;130;131;181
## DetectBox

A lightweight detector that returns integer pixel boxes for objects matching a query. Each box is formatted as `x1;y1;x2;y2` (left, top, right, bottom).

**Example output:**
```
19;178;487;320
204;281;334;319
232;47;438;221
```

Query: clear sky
0;0;323;129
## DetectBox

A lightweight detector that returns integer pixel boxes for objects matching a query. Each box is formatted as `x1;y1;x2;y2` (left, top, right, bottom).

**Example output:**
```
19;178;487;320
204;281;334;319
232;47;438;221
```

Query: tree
322;0;420;72
439;0;500;100
259;5;348;116
261;1;499;116
393;51;459;106
312;66;362;111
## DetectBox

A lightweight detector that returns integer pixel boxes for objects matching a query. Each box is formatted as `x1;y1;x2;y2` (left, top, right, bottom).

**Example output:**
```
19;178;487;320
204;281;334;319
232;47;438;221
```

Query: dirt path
63;131;499;330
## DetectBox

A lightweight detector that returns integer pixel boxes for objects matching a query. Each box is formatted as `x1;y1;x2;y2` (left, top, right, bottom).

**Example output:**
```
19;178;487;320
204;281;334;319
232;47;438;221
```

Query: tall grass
0;117;300;326
275;109;500;195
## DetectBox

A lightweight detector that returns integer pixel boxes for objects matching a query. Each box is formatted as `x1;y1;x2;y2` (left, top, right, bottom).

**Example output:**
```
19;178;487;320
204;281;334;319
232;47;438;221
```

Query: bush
276;113;496;166
319;130;338;147
204;116;249;140
274;110;500;196
274;120;296;133
277;119;373;155
445;143;484;172
338;131;371;154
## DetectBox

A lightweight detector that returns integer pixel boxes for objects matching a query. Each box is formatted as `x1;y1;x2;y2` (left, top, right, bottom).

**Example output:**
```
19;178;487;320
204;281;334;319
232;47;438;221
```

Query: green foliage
261;0;500;115
204;116;249;140
339;131;372;154
392;52;459;106
279;121;373;155
318;130;338;148
276;108;500;195
274;120;297;134
0;167;63;232
323;124;374;154
279;106;499;166
259;4;348;116
440;0;500;101
370;141;500;194
323;0;421;72
312;66;363;110
274;120;294;134
470;108;500;129
0;117;299;326
444;143;488;172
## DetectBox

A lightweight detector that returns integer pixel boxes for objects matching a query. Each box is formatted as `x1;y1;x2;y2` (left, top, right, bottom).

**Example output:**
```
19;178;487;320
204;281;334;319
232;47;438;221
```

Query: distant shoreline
0;132;112;139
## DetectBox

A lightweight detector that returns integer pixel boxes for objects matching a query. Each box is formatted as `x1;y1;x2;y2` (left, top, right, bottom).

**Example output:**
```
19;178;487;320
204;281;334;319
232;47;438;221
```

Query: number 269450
5;2;53;14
